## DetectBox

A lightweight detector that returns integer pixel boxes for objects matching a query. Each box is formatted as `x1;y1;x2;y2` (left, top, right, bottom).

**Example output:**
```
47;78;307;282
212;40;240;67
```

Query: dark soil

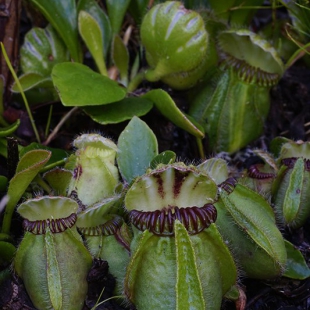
1;65;310;310
1;2;310;310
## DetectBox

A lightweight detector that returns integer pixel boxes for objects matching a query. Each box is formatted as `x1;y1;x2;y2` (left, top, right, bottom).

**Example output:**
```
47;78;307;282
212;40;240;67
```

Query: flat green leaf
52;62;127;106
78;10;107;76
128;0;149;23
270;136;292;158
0;241;16;266
83;97;153;124
43;168;72;196
117;116;158;183
150;151;176;169
282;158;304;223
106;0;131;35
142;89;205;138
14;149;51;175
0;120;20;138
28;0;82;62
112;35;129;86
77;0;112;58
283;240;310;280
130;53;140;81
20;143;68;172
11;73;53;93
2;150;51;234
19;25;69;77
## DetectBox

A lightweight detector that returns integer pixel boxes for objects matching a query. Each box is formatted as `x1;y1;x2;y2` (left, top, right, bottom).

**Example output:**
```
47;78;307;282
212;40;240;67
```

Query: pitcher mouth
220;52;281;86
129;203;217;236
22;213;77;234
281;157;310;171
77;215;123;236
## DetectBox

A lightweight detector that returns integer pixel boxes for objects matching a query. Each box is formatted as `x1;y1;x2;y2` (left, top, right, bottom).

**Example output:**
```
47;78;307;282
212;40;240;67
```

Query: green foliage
83;97;153;125
28;0;82;62
117;116;158;183
77;0;112;59
2;1;310;309
142;89;205;138
51;62;127;106
78;11;108;76
1;149;51;235
0;120;20;138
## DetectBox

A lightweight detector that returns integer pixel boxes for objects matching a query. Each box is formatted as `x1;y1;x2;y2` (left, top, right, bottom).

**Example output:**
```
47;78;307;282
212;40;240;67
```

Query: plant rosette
13;196;92;310
189;28;284;153
140;1;211;90
272;140;310;229
123;163;237;310
67;133;119;206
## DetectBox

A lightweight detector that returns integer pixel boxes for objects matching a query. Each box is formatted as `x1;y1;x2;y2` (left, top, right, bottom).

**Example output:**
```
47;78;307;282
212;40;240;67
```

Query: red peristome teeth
219;178;238;194
281;157;297;168
78;215;123;236
247;165;275;179
129;204;217;236
281;157;310;171
23;213;77;234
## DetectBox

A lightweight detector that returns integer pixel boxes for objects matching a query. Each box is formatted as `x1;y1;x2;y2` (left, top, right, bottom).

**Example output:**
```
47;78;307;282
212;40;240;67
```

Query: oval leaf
117;116;158;183
106;0;131;35
43;168;72;196
77;0;112;58
83;97;153;124
19;25;69;76
142;89;204;138
128;0;149;23
11;73;53;93
112;35;129;86
51;62;127;106
28;0;81;62
150;151;176;169
283;240;310;280
19;143;68;171
78;10;107;76
2;150;51;234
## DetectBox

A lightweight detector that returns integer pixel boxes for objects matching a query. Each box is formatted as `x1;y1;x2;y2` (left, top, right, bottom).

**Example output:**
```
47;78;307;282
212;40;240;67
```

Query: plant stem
34;175;53;194
285;38;310;69
127;71;145;93
0;42;41;143
40;159;67;173
0;232;13;243
196;137;205;159
45;105;53;138
43;106;78;145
